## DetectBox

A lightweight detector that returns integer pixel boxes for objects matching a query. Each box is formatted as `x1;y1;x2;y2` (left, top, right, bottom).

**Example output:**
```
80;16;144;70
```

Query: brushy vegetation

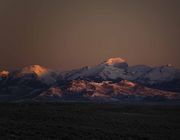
0;102;180;140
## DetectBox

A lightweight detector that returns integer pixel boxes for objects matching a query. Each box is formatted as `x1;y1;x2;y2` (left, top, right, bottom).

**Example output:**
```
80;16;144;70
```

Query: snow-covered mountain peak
166;64;173;67
103;57;128;69
0;70;9;78
7;65;58;85
104;57;126;65
21;65;49;76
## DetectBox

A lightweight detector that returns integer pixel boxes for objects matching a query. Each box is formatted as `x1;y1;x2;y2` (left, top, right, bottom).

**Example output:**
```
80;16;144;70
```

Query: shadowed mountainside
0;58;180;102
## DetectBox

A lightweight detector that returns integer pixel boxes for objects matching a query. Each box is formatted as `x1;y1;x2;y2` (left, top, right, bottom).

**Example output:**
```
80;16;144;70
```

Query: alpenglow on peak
105;57;126;65
21;65;49;76
104;57;128;69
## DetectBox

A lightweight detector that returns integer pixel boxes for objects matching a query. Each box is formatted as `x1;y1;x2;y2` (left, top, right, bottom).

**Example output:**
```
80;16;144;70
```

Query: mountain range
0;58;180;102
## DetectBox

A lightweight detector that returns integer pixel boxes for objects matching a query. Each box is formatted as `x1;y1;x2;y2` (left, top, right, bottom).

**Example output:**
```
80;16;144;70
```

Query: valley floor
0;102;180;140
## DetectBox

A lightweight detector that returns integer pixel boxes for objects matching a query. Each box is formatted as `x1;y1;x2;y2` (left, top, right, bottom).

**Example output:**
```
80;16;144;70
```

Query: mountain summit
64;57;129;81
105;57;126;65
20;65;49;76
63;57;180;92
0;57;180;102
0;70;9;78
104;57;128;68
5;65;57;86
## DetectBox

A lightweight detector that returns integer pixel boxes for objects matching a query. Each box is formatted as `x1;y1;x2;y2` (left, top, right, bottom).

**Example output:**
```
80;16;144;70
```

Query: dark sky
0;0;180;71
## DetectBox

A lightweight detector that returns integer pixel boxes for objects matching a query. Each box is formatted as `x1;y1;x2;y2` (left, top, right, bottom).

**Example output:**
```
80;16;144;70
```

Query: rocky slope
0;58;180;102
63;58;180;92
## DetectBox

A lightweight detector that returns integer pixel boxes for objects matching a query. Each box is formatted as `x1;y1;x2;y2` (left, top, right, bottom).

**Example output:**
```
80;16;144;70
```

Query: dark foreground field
0;102;180;140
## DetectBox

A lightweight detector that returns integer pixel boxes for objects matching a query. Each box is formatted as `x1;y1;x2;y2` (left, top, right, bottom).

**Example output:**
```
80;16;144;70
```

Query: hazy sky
0;0;180;71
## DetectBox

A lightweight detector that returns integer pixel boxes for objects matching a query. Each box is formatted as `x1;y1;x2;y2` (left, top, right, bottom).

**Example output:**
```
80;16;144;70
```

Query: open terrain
0;102;180;140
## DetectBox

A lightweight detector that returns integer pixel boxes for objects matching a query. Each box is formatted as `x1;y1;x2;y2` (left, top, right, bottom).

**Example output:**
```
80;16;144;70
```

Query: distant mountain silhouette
0;57;180;102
